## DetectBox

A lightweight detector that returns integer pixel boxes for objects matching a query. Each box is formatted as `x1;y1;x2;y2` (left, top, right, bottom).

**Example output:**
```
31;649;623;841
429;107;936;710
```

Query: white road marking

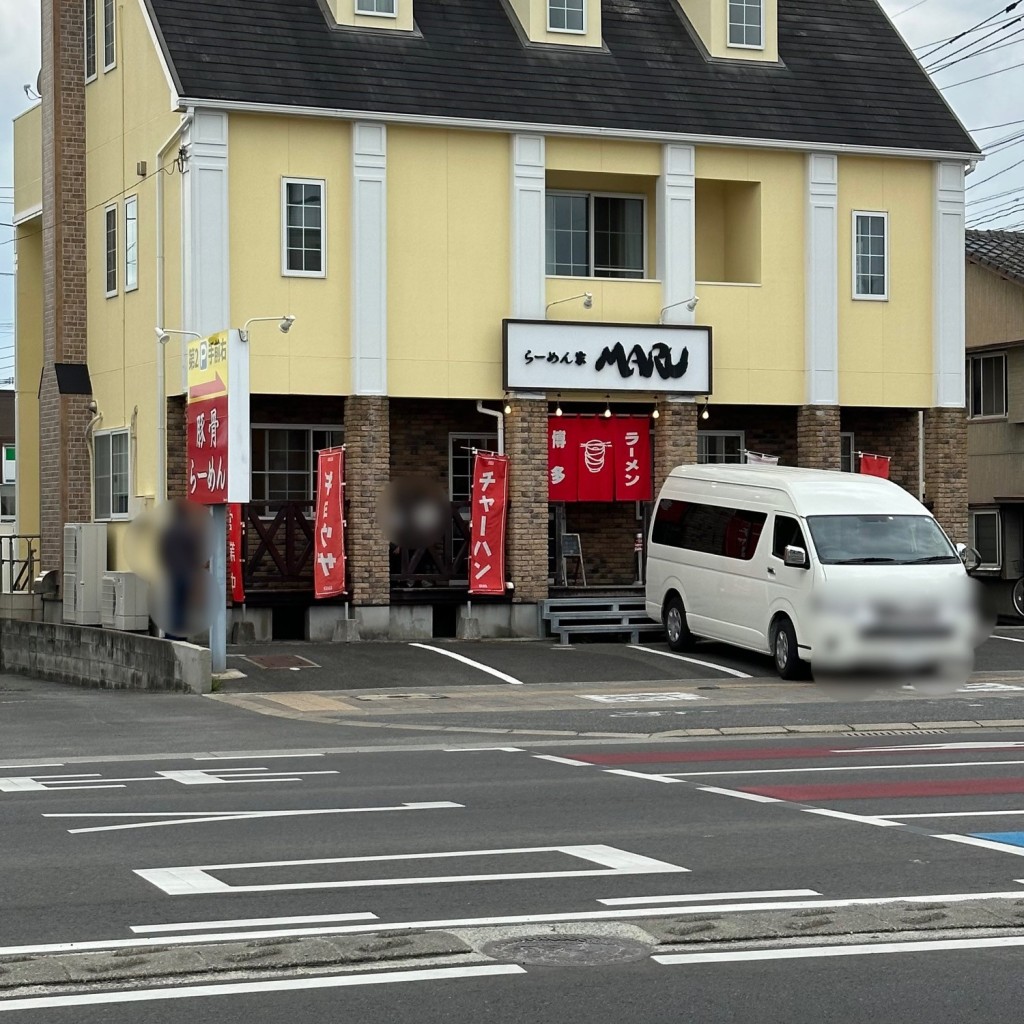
654;934;1024;966
445;747;524;753
0;964;527;1012
0;768;340;793
884;810;1024;819
990;635;1024;643
802;808;902;828
604;768;681;784
580;693;709;704
132;912;378;934
598;889;821;906
155;769;339;786
47;802;464;834
697;785;780;803
0;763;65;769
192;754;325;761
627;645;753;678
668;760;1024;778
531;755;594;767
936;834;1024;857
409;643;523;685
135;844;688;896
835;742;1024;753
9;891;1024;958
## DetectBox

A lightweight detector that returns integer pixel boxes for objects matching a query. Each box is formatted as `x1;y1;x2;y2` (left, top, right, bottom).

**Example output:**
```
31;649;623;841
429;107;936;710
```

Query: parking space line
532;755;594;767
0;965;527;1012
697;785;780;803
667;760;1024;778
936;834;1024;857
627;645;753;678
599;889;821;906
991;635;1024;644
885;810;1024;819
408;643;524;685
802;808;902;828
132;913;378;934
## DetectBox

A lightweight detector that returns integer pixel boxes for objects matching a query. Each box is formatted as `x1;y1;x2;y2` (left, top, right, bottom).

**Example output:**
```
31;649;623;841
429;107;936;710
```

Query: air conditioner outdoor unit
62;523;108;626
101;572;149;632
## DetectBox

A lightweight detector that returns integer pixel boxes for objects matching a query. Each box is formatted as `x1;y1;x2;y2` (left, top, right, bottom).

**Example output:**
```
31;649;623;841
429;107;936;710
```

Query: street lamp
239;315;296;343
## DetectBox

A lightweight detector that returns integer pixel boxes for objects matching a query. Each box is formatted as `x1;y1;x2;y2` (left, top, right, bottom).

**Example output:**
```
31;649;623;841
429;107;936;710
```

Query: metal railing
1;535;40;594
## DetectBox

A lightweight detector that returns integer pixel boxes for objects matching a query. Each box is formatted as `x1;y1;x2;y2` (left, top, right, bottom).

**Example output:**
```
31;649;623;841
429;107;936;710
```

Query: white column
657;144;696;326
805;153;839;406
934;161;966;408
181;110;230;390
352;123;388;395
511;134;546;319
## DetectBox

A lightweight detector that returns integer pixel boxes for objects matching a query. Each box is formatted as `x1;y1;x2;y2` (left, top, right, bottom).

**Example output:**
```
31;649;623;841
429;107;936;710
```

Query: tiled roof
966;230;1024;287
145;0;978;154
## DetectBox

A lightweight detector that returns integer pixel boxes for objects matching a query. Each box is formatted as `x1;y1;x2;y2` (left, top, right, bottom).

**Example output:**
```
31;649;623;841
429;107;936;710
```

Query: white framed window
549;0;585;33
853;211;888;300
94;430;130;521
728;0;763;48
85;0;97;81
546;191;646;279
698;431;746;465
449;433;500;502
967;353;1007;419
104;204;117;297
355;0;396;15
969;509;1001;570
102;0;115;71
124;195;138;293
250;426;344;517
840;432;855;473
282;178;326;278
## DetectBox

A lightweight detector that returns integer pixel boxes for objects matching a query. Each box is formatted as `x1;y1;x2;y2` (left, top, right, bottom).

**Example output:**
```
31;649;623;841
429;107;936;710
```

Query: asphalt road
7;717;1024;1018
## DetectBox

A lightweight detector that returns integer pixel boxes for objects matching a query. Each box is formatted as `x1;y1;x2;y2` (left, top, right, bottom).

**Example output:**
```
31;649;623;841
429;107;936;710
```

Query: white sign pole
211;505;227;672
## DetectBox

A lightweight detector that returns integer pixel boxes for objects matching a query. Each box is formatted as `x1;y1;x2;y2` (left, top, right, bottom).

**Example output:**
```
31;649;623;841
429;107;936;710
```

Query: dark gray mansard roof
146;0;979;155
966;231;1024;287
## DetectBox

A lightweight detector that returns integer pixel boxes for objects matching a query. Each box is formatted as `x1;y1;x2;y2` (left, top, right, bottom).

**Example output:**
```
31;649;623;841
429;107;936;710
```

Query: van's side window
652;499;766;561
772;515;807;559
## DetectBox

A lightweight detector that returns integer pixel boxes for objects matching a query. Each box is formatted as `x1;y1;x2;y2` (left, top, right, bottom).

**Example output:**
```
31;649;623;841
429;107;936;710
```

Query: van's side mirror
784;545;808;569
957;543;981;573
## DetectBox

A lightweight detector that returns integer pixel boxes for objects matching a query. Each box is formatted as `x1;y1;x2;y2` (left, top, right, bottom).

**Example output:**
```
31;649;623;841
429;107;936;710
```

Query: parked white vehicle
645;465;981;681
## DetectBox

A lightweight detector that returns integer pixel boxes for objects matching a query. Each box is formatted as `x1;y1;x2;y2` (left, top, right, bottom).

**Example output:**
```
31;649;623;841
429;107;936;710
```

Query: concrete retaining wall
0;619;211;694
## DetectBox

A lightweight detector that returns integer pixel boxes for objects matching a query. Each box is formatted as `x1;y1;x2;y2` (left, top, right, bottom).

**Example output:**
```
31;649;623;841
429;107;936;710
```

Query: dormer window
549;0;585;33
356;0;396;16
728;0;763;48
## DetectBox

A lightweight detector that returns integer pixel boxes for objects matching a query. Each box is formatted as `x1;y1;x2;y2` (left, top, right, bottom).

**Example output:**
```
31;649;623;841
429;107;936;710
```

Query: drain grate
480;934;653;968
242;655;320;671
355;693;448;702
844;729;949;737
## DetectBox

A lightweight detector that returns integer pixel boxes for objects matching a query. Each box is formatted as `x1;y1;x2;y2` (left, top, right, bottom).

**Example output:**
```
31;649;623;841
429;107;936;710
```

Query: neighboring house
0;391;14;526
13;0;977;640
966;230;1024;617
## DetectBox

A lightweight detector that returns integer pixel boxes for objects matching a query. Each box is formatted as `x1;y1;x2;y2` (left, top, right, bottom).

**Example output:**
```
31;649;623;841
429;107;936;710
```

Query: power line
971;117;1024;131
892;0;935;18
915;13;1024;51
967;154;1024;191
942;59;1024;88
925;14;1024;70
919;1;1022;61
928;24;1024;73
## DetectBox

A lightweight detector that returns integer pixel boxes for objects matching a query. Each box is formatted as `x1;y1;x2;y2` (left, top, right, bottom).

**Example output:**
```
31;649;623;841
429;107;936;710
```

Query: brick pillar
345;395;391;609
166;395;188;502
504;397;548;604
924;407;968;543
797;405;841;470
39;0;90;573
653;400;697;490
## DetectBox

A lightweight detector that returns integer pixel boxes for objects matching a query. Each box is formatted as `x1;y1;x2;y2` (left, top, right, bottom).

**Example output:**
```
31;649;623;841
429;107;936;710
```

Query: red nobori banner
314;448;347;599
187;396;228;504
226;503;245;604
576;416;616;502
859;453;891;479
613;416;653;502
548;417;579;502
470;452;509;596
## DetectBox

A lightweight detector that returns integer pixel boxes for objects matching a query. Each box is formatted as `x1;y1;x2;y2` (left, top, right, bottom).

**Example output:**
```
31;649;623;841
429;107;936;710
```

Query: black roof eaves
140;0;186;99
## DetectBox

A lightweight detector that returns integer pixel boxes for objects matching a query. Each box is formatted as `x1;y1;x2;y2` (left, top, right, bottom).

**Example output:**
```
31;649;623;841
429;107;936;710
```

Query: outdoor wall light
659;295;700;324
545;291;594;316
240;315;297;343
603;399;613;419
701;398;710;421
554;396;564;417
651;406;660;420
155;326;202;345
503;395;513;415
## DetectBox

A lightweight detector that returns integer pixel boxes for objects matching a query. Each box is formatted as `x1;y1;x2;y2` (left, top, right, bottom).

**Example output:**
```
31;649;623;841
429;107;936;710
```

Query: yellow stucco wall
837;156;933;408
325;0;415;32
14;224;42;538
13;106;42;220
228;115;352;396
675;0;779;62
388;126;510;398
694;147;804;405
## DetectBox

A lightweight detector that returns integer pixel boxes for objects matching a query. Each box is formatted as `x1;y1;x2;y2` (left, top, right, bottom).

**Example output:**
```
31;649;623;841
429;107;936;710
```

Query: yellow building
13;0;978;640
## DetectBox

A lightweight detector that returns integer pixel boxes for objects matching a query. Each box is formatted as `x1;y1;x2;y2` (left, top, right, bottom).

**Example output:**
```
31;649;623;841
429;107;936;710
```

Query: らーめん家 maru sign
502;320;712;395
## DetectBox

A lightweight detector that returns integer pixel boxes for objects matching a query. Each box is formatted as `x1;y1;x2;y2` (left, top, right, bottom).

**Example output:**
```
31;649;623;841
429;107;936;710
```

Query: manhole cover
242;655;320;671
480;934;653;967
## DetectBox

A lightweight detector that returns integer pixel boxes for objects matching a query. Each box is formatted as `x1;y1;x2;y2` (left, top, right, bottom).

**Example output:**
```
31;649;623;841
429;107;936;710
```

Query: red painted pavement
743;778;1024;801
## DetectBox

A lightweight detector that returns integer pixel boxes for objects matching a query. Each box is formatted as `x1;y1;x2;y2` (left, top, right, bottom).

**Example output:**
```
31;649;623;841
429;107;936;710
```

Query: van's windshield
805;514;959;566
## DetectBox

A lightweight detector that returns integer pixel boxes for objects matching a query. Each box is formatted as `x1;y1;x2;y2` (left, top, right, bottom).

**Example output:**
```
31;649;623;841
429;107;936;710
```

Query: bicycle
1013;560;1024;619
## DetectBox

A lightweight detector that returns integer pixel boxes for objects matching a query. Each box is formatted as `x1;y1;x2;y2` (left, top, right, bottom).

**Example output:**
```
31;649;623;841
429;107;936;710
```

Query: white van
645;465;979;681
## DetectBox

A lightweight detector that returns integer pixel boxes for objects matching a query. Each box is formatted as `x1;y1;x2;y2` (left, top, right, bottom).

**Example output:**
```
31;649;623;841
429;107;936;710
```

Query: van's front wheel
664;596;696;652
771;618;803;680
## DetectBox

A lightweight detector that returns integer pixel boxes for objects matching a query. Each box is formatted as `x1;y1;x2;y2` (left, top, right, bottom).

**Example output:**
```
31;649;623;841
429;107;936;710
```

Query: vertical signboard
226;503;245;604
314;447;347;598
185;330;250;505
469;452;509;596
613;417;653;502
548;417;579;502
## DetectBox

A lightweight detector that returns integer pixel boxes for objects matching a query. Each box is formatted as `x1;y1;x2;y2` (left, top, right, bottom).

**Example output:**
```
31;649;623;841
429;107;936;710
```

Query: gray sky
2;0;1023;386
